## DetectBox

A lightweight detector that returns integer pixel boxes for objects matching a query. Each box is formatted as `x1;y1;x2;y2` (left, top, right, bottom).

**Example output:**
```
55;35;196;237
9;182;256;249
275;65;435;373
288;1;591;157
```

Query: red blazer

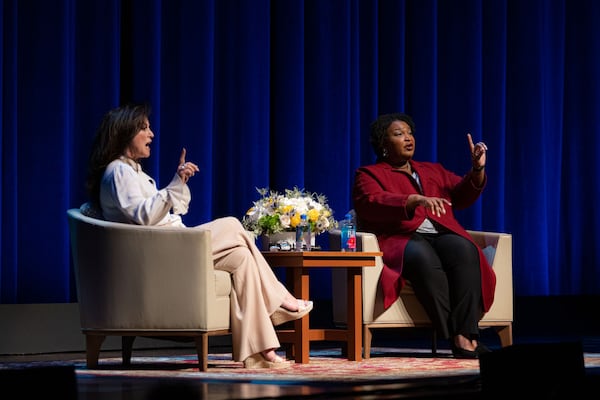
352;161;496;312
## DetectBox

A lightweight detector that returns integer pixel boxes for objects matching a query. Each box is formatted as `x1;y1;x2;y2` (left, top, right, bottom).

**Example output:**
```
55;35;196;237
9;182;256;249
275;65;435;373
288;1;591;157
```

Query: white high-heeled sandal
243;352;290;369
270;300;313;326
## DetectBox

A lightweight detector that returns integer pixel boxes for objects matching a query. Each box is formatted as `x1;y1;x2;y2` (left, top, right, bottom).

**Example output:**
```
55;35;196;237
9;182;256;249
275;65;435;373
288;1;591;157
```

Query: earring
382;148;388;158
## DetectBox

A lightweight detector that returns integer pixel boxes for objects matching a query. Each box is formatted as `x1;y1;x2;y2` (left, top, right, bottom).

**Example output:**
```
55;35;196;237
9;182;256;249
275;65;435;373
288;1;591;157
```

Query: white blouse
100;156;190;227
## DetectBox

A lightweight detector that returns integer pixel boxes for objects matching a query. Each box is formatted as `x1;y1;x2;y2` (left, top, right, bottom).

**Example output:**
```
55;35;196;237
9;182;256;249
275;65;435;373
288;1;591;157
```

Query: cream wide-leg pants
195;217;291;362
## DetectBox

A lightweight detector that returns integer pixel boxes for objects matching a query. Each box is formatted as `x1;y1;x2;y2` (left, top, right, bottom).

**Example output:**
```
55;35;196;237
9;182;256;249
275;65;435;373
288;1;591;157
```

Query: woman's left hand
467;133;487;170
177;148;200;183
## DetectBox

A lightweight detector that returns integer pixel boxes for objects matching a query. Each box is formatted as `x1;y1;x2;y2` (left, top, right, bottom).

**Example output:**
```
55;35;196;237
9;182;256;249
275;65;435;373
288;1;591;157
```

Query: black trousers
402;231;483;341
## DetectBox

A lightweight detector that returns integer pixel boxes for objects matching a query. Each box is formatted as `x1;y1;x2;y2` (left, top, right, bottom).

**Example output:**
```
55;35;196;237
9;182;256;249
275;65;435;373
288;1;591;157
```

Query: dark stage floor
1;296;599;399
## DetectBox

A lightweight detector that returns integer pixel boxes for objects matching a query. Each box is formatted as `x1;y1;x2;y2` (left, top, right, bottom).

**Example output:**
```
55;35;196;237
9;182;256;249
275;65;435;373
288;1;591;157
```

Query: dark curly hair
85;103;151;206
369;113;415;161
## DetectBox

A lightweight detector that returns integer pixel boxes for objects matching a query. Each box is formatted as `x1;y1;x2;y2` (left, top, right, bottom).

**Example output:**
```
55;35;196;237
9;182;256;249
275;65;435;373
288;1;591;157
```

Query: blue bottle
296;214;309;251
340;213;356;252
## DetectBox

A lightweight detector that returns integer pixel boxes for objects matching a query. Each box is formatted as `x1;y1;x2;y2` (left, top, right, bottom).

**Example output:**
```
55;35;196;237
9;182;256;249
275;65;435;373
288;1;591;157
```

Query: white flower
279;214;291;229
242;186;338;236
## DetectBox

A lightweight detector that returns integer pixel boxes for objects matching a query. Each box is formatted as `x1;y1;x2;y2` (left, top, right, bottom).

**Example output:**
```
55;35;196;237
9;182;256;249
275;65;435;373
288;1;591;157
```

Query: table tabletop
261;250;382;268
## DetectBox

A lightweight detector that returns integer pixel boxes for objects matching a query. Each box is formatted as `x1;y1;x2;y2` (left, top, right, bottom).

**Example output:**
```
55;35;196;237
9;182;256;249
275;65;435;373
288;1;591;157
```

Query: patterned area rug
78;349;478;383
68;347;600;383
2;347;599;384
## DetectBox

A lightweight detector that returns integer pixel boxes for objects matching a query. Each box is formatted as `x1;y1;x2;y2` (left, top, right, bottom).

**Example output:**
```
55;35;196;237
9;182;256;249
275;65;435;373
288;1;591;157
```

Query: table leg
347;267;363;361
291;267;310;364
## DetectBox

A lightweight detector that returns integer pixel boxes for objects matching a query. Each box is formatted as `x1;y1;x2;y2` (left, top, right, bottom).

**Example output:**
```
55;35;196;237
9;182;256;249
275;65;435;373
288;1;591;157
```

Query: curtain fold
2;0;600;303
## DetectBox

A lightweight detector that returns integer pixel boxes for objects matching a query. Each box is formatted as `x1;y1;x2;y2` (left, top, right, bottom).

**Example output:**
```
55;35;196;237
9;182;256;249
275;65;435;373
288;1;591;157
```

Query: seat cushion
214;270;232;297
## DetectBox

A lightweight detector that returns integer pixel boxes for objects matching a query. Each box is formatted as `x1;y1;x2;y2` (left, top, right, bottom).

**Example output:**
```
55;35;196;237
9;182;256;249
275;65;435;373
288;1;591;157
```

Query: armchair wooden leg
194;335;209;372
363;326;372;359
122;336;136;366
495;324;513;347
85;334;105;368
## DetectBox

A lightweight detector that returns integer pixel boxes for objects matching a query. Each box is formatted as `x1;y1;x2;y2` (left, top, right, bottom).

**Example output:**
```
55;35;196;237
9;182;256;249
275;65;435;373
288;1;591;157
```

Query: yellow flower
241;186;338;236
290;213;301;228
307;209;320;223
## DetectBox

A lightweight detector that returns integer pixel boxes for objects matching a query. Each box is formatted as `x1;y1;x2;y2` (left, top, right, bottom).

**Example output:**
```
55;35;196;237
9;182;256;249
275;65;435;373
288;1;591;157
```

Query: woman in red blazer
352;113;496;359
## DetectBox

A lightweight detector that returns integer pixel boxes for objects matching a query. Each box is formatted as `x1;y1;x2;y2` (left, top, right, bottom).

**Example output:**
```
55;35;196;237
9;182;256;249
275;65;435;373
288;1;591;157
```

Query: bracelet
472;165;485;172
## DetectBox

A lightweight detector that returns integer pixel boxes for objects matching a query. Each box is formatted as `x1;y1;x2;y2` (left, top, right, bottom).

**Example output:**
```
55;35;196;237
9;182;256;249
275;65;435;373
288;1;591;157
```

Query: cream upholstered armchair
330;228;513;358
66;205;232;371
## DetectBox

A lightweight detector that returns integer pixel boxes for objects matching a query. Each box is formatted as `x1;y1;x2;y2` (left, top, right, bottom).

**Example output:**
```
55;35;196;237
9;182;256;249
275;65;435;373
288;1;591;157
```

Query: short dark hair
369;113;415;161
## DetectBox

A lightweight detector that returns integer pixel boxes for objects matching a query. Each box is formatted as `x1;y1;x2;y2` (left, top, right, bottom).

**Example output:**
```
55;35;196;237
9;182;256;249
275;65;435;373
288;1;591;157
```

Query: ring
179;165;185;171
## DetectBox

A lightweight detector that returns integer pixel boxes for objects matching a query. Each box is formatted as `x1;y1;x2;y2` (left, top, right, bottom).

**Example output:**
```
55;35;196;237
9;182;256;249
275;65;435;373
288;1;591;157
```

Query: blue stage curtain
2;0;600;303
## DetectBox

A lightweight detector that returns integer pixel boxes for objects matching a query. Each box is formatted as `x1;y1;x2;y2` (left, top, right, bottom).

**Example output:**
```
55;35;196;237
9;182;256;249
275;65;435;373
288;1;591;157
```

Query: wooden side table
261;251;381;364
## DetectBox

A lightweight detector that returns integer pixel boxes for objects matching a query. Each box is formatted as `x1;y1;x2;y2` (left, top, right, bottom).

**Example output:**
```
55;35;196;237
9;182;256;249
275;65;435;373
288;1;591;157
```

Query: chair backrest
67;208;230;331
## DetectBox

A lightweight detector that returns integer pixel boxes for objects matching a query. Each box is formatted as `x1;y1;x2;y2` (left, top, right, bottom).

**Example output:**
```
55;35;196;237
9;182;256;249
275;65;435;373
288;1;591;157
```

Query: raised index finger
179;148;187;165
467;133;475;152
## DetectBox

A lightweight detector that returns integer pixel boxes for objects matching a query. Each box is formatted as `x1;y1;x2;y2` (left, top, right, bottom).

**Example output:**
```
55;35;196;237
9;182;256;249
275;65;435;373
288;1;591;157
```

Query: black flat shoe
451;344;479;359
475;343;491;355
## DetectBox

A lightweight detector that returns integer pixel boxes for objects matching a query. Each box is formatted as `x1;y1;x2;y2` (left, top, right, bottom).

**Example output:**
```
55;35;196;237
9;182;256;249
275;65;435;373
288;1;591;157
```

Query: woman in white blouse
86;103;312;369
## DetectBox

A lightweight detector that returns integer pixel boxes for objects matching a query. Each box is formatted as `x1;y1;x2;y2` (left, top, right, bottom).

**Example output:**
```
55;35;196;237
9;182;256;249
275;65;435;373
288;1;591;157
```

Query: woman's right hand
177;148;200;183
408;194;452;217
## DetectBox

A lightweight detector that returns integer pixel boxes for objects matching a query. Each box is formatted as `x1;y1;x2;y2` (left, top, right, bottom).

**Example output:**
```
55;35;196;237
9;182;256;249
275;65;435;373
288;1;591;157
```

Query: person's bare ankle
262;349;279;362
281;295;312;312
281;299;298;312
454;335;476;351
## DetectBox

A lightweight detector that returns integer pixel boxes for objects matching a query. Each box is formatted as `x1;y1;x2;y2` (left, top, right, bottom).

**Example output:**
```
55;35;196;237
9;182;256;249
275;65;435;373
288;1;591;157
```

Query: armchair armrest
67;209;228;331
467;230;513;322
330;228;513;325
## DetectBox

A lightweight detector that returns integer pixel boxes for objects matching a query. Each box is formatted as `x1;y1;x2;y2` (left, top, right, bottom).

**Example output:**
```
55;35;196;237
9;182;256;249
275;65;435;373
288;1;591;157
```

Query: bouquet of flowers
242;186;337;236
